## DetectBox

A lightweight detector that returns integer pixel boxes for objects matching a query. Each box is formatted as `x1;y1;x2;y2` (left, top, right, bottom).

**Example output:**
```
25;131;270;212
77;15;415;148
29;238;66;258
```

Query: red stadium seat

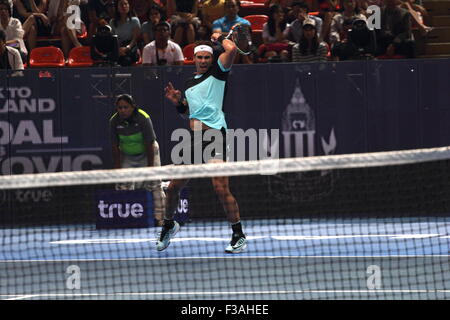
67;46;93;67
240;1;269;16
244;15;268;47
183;43;196;65
29;46;66;68
77;23;88;39
243;15;268;32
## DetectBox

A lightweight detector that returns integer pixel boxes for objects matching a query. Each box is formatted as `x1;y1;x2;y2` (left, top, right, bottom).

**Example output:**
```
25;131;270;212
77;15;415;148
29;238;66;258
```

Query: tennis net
0;146;450;300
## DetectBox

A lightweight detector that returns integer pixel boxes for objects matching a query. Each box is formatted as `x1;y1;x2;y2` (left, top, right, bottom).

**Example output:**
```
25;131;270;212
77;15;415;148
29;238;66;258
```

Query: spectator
260;4;290;61
0;29;24;70
400;0;433;36
87;0;115;42
317;0;338;45
286;1;323;43
13;0;52;51
142;20;183;65
331;16;377;60
110;0;141;66
141;4;164;46
211;0;250;34
90;22;120;66
167;0;200;47
129;0;155;23
0;0;28;62
329;0;363;46
200;0;225;29
46;0;84;59
291;18;328;62
265;0;294;22
375;0;415;59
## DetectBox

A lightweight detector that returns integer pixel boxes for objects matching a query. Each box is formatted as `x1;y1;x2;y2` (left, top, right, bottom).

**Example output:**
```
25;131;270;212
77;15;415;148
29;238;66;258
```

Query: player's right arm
212;32;237;70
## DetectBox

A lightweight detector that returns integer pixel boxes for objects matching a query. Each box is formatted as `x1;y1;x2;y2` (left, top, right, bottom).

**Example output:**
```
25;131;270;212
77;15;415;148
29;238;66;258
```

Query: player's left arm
212;32;237;70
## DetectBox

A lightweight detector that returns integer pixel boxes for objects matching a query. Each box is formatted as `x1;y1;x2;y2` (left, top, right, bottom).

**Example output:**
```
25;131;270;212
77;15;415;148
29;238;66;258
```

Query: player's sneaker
156;221;180;251
225;234;247;253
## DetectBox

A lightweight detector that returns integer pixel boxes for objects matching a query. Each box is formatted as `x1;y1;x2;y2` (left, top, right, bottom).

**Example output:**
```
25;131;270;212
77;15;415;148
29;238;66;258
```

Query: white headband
194;45;213;55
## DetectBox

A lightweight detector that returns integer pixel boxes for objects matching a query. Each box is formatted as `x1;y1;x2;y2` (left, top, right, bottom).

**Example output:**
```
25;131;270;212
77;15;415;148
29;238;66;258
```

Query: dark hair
113;0;135;28
0;0;11;16
225;0;241;9
343;0;362;15
116;93;136;107
291;1;309;11
147;4;165;20
0;29;5;42
299;26;319;56
267;4;287;37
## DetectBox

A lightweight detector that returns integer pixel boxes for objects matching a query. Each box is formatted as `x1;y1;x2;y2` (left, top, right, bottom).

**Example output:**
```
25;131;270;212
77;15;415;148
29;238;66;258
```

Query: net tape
1;146;449;190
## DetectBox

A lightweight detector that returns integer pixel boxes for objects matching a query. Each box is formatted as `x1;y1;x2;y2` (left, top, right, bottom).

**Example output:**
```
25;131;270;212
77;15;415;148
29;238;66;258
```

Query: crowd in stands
0;0;435;69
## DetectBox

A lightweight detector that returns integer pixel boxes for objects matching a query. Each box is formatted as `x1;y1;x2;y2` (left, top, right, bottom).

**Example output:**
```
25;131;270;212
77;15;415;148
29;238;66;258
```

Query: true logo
97;200;144;218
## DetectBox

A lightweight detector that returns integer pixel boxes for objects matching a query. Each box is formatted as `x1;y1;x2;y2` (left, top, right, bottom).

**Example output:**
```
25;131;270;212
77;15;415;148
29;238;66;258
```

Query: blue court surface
1;217;449;300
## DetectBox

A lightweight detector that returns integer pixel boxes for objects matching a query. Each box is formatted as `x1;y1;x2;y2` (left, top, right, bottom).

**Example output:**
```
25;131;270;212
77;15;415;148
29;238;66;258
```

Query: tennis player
156;32;247;253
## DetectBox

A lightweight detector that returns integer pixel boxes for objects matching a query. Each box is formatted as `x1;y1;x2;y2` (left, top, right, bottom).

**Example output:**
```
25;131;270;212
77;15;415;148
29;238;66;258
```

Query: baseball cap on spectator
302;18;316;28
353;14;367;23
352;14;368;29
155;21;171;32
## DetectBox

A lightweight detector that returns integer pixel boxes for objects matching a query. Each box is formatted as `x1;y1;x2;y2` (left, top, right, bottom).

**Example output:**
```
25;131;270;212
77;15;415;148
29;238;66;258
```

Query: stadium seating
243;15;268;32
240;0;268;16
67;46;93;67
183;43;196;65
244;15;268;47
29;46;66;68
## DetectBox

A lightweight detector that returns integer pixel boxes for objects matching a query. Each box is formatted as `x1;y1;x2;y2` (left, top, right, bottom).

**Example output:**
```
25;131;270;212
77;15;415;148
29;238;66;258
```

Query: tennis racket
225;23;253;55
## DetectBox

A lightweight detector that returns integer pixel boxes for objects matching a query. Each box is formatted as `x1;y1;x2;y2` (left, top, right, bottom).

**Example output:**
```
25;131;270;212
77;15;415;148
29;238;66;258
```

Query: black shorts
180;128;228;165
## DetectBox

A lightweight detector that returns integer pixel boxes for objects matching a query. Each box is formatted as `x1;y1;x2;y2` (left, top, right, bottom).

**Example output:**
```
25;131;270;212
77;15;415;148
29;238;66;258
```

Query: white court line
48;234;446;245
3;295;40;300
272;234;442;240
1;255;450;263
49;236;267;244
3;289;450;300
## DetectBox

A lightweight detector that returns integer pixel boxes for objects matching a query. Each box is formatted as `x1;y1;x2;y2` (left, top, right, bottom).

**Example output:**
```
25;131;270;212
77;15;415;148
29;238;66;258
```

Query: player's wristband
176;100;187;114
217;35;225;44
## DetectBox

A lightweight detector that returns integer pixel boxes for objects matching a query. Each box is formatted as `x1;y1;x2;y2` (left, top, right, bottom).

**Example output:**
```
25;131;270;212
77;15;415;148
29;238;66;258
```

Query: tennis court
1;216;449;300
